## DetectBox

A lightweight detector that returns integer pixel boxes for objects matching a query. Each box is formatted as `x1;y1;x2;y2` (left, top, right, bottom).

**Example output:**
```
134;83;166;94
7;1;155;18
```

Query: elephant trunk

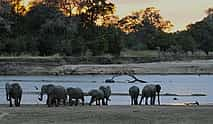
6;92;9;101
5;83;10;101
38;93;43;101
157;92;160;105
139;95;144;105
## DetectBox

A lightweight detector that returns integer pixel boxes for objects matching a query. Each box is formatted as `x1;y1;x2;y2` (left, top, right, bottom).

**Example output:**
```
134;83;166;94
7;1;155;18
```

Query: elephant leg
9;97;12;107
63;98;66;106
48;97;53;107
134;97;138;105
98;99;101;106
16;98;19;106
75;99;79;106
102;99;105;105
17;98;20;107
157;93;160;105
106;98;109;105
96;99;101;106
15;98;18;107
96;99;99;105
152;95;156;105
53;98;57;106
18;95;22;106
81;97;84;106
95;99;97;105
46;96;49;105
150;97;153;105
131;96;133;105
55;99;60;107
145;97;148;105
139;96;144;105
89;97;94;105
69;96;73;106
48;99;52;107
95;99;98;105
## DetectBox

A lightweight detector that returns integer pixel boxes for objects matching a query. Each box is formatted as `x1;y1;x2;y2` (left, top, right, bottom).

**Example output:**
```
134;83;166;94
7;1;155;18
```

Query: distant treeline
0;0;213;56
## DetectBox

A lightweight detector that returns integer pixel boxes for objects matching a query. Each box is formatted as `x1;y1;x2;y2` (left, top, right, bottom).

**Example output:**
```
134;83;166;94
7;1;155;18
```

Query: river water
0;75;212;105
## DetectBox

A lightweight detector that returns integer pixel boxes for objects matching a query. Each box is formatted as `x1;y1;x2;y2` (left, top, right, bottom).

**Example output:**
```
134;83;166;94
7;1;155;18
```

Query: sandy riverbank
0;59;213;75
0;105;212;124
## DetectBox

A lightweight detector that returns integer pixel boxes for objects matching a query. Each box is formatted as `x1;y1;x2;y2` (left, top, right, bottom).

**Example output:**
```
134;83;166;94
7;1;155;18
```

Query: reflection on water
0;75;212;105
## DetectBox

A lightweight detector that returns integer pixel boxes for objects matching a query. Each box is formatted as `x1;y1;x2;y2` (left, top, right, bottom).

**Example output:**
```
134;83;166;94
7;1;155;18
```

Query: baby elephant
5;82;23;107
88;89;104;106
67;87;84;106
99;85;111;105
129;86;140;105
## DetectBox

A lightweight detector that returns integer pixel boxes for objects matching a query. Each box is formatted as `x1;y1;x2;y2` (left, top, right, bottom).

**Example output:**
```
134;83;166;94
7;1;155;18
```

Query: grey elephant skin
38;84;55;105
67;87;84;106
129;86;140;105
139;84;161;105
5;82;22;107
99;85;111;105
88;89;105;105
39;84;67;107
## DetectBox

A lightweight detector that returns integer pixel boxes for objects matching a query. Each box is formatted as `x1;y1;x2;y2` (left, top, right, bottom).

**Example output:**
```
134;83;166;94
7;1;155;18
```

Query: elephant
38;84;55;105
38;84;67;107
50;85;67;107
99;85;111;105
139;84;161;105
5;82;22;107
67;87;84;106
129;86;140;105
88;89;105;106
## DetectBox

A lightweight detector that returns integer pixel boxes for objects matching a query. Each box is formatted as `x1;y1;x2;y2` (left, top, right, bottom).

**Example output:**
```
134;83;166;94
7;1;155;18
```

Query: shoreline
0;104;212;107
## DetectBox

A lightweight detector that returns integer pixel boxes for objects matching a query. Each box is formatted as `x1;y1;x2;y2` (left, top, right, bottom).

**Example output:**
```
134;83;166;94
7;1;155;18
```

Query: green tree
25;4;62;33
173;31;196;53
187;12;213;55
38;14;80;56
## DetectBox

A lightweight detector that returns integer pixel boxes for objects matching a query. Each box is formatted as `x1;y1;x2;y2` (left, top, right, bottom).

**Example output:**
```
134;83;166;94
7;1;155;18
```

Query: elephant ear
155;84;161;93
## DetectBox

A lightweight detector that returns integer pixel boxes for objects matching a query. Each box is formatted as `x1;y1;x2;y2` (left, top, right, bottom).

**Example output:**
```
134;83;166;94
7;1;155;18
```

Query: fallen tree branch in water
126;74;147;83
105;72;147;83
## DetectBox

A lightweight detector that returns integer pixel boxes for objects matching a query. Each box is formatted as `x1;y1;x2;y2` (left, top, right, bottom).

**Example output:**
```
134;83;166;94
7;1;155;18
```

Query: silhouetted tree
118;7;173;33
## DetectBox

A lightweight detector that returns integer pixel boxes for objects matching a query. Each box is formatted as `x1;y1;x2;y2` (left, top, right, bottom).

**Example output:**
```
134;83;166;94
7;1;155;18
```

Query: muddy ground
0;105;212;124
1;59;213;75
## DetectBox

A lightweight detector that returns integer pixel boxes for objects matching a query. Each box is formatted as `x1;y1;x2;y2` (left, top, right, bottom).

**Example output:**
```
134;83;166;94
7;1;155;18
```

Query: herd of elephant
5;82;161;107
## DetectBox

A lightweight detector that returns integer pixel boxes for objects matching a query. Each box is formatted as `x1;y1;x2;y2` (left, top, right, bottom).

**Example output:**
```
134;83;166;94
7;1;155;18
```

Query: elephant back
88;89;104;99
129;86;139;96
8;83;22;98
67;87;84;98
41;84;55;94
142;84;156;97
53;85;66;99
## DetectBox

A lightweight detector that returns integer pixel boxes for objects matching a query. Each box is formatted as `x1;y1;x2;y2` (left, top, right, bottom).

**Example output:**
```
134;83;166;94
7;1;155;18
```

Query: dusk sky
112;0;213;32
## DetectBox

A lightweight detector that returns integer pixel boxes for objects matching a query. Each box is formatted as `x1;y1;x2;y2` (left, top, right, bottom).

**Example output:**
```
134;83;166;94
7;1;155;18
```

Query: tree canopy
0;1;213;57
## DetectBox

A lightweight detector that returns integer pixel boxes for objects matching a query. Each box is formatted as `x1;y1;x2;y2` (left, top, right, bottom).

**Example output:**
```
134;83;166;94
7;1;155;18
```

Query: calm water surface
0;75;212;105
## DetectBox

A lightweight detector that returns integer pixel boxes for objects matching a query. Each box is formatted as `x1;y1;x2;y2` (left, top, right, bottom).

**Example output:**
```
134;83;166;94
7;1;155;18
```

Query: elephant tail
139;95;144;105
